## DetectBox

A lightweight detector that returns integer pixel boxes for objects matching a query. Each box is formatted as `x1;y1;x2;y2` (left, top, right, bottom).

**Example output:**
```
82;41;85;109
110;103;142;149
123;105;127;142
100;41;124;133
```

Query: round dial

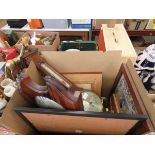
82;91;103;112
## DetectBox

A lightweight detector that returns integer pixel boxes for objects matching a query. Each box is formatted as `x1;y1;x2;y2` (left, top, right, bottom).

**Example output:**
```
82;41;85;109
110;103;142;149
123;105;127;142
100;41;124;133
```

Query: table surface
1;24;90;32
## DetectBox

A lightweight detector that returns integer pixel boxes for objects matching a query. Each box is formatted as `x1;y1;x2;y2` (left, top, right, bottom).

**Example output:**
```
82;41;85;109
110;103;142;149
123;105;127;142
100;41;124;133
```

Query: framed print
14;107;146;135
111;64;146;115
62;72;102;96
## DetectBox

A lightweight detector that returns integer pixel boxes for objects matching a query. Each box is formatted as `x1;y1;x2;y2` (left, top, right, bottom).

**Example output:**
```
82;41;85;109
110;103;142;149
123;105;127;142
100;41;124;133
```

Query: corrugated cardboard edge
126;60;155;130
0;61;45;134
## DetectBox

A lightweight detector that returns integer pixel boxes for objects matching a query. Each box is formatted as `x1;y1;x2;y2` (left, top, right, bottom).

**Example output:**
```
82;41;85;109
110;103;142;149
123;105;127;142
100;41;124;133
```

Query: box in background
93;19;125;29
71;19;92;29
15;31;60;52
42;19;70;29
60;40;97;51
98;24;137;63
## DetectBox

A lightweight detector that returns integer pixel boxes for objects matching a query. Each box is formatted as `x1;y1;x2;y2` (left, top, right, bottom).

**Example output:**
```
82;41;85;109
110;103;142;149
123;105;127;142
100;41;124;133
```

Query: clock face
82;91;103;112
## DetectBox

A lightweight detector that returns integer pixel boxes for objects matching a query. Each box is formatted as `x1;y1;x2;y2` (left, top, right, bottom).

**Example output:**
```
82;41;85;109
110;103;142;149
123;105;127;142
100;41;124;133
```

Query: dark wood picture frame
110;63;152;134
111;63;146;115
14;106;146;135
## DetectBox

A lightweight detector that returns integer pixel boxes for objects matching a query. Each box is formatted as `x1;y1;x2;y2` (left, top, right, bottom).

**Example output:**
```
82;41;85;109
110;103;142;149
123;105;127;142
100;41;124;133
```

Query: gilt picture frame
62;72;102;96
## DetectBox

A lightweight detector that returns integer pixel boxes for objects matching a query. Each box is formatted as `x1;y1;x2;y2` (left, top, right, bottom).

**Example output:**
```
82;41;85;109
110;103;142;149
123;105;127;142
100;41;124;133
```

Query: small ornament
35;96;65;110
0;78;16;89
30;32;40;45
4;85;16;98
0;98;7;110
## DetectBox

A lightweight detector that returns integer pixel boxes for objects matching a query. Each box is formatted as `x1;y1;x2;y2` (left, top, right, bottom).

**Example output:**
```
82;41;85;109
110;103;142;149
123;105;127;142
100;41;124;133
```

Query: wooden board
102;24;137;62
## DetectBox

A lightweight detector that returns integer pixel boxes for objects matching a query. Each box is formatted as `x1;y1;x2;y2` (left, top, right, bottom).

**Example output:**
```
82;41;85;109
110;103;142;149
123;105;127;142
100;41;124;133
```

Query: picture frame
110;63;145;115
14;106;146;135
62;72;102;96
110;63;155;134
110;94;121;113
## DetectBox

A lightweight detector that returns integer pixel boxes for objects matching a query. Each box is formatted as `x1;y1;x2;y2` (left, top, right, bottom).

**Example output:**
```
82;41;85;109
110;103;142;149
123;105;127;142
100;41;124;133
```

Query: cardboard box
93;19;125;29
15;31;60;52
99;24;137;63
0;50;154;134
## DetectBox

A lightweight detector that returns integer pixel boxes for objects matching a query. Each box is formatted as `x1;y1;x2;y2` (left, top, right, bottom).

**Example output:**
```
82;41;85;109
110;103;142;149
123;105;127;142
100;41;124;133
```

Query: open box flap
15;32;60;52
126;60;155;130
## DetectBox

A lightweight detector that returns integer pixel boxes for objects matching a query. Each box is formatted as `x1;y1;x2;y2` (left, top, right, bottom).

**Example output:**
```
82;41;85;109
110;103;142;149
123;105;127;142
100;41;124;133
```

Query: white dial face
82;91;103;112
